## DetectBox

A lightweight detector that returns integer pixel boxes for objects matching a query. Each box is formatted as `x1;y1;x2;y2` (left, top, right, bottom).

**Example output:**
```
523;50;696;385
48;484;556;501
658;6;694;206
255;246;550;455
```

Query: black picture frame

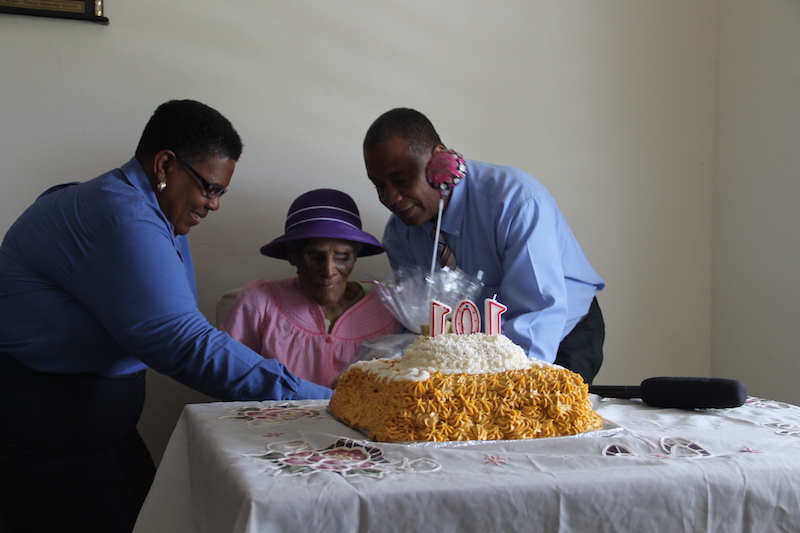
0;0;108;25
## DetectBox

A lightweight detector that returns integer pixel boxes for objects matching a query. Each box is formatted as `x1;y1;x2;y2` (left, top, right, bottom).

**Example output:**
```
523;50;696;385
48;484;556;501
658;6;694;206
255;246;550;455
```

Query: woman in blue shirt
0;100;330;533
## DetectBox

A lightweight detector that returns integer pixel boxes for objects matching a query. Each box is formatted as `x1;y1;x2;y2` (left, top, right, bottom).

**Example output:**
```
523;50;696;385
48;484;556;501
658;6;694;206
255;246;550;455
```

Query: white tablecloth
133;396;800;533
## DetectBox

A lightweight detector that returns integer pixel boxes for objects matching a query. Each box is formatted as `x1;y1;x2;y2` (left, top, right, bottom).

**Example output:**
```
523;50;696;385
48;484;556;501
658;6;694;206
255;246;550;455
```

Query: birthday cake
328;332;603;442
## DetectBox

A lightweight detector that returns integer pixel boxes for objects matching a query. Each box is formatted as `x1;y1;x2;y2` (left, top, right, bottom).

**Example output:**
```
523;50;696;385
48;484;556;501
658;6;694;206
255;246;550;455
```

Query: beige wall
0;1;791;464
712;1;800;404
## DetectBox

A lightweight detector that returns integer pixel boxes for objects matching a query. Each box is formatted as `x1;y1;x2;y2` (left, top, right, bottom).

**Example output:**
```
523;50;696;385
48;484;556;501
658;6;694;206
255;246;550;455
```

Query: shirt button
325;337;332;344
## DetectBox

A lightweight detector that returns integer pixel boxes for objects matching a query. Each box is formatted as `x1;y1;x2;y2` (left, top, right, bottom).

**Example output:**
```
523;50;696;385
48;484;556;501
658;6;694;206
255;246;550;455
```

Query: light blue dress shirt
0;157;330;401
383;159;605;363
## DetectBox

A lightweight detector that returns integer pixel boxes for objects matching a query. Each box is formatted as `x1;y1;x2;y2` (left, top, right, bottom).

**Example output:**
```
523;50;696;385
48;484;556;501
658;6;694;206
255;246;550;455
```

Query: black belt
0;351;145;380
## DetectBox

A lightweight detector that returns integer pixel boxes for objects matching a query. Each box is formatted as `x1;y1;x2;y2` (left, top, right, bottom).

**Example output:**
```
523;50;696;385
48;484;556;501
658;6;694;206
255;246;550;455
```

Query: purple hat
260;188;384;259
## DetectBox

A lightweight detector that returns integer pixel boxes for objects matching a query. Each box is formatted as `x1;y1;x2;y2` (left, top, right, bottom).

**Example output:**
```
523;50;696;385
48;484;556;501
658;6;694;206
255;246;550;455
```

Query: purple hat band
259;189;384;260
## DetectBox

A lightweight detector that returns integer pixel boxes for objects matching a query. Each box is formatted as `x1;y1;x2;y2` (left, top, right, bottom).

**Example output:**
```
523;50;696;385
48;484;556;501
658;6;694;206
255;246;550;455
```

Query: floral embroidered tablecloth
134;396;800;533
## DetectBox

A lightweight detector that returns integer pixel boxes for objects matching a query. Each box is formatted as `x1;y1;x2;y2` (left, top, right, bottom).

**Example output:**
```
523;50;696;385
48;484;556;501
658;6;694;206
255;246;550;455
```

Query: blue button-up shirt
383;159;605;363
0;157;330;401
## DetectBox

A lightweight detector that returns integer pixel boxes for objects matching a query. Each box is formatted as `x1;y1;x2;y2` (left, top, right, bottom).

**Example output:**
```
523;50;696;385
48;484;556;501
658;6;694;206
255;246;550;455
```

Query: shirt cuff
291;380;333;400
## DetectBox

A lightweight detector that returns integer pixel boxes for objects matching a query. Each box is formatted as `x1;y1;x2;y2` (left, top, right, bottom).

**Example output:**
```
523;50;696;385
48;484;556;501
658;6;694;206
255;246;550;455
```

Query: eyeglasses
174;153;227;199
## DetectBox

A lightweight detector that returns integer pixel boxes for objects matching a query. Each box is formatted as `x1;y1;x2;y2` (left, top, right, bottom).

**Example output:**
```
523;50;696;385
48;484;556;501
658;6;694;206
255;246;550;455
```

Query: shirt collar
120;157;157;201
438;160;468;238
119;156;181;244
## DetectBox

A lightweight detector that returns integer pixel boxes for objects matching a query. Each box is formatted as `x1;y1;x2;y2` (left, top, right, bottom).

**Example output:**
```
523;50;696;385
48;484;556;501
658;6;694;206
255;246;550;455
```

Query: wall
713;1;800;405
1;1;718;463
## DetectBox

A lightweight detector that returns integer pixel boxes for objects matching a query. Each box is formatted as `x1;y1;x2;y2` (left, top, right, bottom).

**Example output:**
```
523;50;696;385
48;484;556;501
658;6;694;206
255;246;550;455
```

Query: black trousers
0;354;155;533
554;297;605;384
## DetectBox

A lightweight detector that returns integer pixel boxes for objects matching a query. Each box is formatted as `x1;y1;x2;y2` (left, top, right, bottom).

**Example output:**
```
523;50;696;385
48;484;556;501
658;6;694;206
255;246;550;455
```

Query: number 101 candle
429;297;507;337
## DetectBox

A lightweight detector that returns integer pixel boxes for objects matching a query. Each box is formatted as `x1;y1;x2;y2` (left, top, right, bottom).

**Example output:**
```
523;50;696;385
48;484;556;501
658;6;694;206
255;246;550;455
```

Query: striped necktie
432;228;456;269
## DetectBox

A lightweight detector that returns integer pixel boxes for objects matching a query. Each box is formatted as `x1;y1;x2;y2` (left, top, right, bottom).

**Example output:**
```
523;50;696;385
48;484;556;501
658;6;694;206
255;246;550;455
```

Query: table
133;396;800;533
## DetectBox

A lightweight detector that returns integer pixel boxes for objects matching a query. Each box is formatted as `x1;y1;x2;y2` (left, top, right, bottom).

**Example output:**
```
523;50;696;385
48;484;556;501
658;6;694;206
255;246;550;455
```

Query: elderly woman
220;189;401;388
0;100;329;533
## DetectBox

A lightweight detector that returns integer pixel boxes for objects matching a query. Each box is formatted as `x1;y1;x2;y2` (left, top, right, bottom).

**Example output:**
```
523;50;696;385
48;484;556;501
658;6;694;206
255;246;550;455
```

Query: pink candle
452;299;481;334
484;297;507;335
430;299;452;337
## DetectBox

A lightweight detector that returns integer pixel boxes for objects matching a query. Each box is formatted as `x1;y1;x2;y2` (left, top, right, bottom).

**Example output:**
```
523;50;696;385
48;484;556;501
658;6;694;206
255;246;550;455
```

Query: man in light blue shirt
363;108;605;383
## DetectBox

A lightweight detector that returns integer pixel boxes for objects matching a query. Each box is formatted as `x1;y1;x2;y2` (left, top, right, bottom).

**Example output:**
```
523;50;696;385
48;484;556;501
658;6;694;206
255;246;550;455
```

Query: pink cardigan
220;277;400;388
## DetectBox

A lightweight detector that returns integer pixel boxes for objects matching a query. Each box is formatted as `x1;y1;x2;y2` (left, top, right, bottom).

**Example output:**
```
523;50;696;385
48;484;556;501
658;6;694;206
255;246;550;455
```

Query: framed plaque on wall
0;0;108;25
